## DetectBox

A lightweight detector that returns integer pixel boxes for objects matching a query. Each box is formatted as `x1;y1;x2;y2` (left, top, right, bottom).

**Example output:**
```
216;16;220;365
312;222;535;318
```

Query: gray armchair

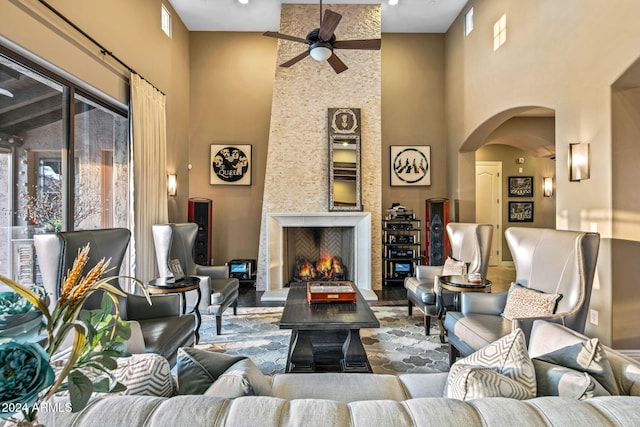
34;228;196;366
404;223;493;336
152;223;239;335
444;227;600;366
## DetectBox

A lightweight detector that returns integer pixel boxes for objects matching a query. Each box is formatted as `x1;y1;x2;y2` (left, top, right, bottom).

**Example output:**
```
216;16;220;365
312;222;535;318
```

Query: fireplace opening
284;226;354;285
292;255;347;282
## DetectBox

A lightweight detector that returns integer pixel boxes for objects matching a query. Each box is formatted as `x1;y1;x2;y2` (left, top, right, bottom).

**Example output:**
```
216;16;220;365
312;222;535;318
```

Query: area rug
197;306;449;375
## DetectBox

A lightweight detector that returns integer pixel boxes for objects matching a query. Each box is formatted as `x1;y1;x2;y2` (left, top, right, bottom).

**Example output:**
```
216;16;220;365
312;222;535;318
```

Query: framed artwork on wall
509;201;534;222
390;145;431;186
210;144;252;186
508;176;533;197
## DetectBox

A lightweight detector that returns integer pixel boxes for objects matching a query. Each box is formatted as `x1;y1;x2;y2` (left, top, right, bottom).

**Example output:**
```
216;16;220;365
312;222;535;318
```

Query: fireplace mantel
261;212;377;301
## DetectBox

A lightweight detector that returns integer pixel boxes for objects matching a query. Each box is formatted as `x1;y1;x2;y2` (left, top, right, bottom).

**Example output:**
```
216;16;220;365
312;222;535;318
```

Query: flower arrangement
0;244;148;425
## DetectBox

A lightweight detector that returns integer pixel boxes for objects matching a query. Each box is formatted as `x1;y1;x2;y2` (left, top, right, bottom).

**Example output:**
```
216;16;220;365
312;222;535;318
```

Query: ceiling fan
263;0;381;74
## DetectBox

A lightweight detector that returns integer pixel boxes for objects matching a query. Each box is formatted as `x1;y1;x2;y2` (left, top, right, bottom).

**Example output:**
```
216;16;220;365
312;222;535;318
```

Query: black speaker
425;198;450;266
188;198;212;266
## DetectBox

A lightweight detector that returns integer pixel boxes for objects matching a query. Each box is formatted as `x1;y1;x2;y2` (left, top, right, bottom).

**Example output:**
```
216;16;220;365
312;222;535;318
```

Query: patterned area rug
197;306;450;375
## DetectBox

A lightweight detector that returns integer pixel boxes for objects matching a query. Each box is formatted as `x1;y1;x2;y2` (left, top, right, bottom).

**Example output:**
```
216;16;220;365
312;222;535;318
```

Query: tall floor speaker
188;198;212;266
425;198;450;266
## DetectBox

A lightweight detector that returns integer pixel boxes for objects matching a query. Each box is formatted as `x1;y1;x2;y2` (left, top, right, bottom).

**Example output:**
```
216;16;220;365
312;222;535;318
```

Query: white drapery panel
130;73;168;282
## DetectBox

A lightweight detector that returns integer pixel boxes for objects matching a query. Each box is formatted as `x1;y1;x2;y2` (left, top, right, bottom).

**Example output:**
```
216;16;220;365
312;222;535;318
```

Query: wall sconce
569;143;590;181
167;174;177;196
543;177;554;197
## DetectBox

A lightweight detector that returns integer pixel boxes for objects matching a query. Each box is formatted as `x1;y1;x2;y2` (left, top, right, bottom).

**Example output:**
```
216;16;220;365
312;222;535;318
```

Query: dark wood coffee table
280;282;379;373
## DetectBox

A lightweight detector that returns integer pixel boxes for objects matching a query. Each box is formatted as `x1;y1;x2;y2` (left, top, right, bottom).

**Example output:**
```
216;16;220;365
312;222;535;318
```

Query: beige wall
445;0;640;346
382;33;448;246
0;0;191;223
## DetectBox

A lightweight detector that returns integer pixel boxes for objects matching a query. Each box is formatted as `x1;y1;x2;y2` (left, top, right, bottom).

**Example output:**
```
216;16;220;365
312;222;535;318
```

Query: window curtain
130;73;168;282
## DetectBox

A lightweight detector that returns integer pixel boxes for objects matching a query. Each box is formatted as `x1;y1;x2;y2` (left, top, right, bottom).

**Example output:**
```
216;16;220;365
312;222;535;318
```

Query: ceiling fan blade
333;39;382;50
263;31;307;44
319;9;342;41
327;53;348;74
280;50;310;68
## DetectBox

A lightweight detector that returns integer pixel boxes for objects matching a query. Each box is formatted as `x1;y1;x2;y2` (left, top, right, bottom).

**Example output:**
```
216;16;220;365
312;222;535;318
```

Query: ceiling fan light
310;46;332;61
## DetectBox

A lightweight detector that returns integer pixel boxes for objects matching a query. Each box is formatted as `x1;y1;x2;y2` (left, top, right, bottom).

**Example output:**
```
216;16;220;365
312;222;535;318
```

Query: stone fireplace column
256;4;382;301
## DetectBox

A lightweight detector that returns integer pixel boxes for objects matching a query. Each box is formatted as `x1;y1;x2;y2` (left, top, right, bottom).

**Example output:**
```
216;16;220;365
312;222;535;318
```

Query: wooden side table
437;275;492;343
147;276;202;344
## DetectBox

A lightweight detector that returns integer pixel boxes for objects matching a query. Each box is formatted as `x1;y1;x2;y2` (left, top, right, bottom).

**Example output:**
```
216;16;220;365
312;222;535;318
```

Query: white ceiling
167;0;468;33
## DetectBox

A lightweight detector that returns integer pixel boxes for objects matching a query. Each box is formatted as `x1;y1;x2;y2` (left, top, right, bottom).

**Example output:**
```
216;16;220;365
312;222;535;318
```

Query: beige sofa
39;328;640;427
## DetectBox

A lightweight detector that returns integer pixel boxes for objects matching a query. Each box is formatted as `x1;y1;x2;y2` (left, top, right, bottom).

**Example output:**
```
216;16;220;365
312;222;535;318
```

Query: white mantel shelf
261;212;377;302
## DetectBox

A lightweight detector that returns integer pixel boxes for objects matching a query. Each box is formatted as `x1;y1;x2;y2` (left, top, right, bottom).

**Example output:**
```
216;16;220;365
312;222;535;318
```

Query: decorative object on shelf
390;146;431;186
328;108;361;211
569;143;590;181
210;144;252;186
509;201;534;222
0;244;148;425
508;176;534;197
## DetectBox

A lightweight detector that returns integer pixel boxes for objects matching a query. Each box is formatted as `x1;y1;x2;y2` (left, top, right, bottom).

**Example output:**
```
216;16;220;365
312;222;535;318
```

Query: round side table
437;275;492;343
147;276;202;344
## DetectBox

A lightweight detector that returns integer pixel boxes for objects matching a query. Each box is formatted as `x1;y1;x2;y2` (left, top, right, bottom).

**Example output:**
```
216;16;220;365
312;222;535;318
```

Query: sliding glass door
0;51;129;285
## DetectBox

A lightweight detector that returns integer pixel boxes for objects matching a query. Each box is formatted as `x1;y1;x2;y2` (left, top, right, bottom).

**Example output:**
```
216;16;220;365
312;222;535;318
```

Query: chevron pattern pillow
446;328;536;400
108;353;175;397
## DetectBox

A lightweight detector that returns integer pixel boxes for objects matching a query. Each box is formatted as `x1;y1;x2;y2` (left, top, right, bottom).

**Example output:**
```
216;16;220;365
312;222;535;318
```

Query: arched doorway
461;107;557;266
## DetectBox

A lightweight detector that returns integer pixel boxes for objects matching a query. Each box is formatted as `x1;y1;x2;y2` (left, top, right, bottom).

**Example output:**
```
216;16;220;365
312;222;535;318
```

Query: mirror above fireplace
328;108;362;211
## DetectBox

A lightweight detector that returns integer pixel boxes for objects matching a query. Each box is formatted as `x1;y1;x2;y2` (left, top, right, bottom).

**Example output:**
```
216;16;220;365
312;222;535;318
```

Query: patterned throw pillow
109;353;175;397
445;328;536;400
502;282;562;321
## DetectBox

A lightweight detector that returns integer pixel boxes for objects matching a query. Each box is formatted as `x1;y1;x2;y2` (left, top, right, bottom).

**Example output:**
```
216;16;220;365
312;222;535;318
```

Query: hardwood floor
237;266;515;308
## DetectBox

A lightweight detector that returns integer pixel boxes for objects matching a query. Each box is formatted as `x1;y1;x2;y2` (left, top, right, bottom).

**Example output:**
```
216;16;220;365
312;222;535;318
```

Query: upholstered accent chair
404;223;493;336
152;223;239;335
444;227;600;366
34;228;197;366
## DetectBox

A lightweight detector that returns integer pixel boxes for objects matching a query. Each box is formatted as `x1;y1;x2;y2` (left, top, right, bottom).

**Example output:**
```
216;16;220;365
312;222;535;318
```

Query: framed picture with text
509;201;534;222
508;176;533;197
390;145;431;186
210;144;252;186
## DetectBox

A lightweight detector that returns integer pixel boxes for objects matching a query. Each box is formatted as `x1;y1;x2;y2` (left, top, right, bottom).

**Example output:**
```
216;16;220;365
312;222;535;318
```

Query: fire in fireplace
283;225;355;286
293;254;346;282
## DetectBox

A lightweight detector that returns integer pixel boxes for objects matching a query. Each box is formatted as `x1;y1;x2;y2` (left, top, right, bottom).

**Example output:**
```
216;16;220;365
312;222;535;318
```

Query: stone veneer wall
256;4;382;291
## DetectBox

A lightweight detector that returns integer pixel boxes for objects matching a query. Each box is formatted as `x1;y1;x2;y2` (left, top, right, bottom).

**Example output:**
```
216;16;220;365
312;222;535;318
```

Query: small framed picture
509;201;534;222
210;144;252;185
390;145;431;186
508;176;533;197
168;259;185;281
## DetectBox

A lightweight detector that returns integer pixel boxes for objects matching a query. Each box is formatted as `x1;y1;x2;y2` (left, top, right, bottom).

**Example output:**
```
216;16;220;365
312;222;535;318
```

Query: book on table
307;281;357;303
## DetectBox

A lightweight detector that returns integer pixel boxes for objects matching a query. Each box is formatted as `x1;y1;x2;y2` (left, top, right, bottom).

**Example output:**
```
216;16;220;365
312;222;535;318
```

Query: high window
0;50;129;285
464;7;474;37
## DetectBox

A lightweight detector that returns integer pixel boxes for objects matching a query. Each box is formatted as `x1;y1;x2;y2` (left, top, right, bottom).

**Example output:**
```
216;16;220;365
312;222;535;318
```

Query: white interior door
476;161;502;266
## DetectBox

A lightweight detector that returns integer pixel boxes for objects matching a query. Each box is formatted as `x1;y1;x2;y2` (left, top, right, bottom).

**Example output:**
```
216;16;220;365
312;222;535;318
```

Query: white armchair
404;223;493;338
444;227;600;366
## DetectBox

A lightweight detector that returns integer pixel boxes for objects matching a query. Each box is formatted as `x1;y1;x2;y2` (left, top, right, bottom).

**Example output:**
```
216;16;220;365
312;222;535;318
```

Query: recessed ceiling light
238;0;249;4
389;0;399;5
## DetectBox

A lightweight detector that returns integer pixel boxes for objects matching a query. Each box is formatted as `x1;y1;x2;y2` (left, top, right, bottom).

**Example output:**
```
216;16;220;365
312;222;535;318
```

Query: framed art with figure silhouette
390;145;431;186
210;144;252;186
